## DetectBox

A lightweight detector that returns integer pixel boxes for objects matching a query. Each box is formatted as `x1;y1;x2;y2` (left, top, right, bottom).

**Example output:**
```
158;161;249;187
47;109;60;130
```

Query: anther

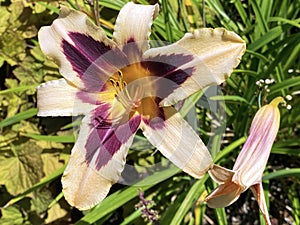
110;79;115;85
118;70;123;77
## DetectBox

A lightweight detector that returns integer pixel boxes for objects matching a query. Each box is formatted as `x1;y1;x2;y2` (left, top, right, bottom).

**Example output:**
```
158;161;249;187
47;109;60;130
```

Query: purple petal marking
122;37;142;61
142;54;195;99
75;90;100;106
85;104;141;170
62;32;129;91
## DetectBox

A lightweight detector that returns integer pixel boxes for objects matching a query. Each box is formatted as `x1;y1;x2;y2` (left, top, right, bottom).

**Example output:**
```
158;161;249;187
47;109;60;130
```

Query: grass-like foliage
0;0;299;224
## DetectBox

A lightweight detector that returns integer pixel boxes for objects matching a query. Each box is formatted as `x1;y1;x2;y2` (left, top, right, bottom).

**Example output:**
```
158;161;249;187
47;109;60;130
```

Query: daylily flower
37;2;245;209
205;97;285;225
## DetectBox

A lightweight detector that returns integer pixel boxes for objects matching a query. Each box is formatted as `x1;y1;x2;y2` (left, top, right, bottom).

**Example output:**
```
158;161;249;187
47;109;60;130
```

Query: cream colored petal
113;2;159;56
38;7;117;89
143;28;246;106
141;107;213;178
37;79;98;116
62;111;140;209
61;144;113;210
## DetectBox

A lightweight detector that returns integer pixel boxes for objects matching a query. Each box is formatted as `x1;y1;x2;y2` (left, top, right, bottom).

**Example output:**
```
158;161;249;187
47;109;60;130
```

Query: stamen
118;70;123;78
109;70;142;110
110;79;116;85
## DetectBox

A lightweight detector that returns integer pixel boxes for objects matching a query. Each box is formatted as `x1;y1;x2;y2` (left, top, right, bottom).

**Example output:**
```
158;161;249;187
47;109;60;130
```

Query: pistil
110;70;142;111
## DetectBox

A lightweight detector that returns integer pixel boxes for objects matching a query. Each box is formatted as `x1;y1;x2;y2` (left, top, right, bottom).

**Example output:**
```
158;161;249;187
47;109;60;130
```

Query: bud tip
270;97;285;108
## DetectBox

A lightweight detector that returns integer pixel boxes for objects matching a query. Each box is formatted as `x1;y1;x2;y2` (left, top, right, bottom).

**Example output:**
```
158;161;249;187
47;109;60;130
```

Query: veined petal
141;106;213;178
113;2;159;60
38;7;128;91
37;79;98;116
143;28;246;106
61;143;113;210
62;105;141;209
232;97;284;187
250;183;272;225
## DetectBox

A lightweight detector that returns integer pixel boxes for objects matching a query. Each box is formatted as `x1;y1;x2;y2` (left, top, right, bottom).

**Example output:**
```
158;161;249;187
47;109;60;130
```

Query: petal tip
61;163;113;210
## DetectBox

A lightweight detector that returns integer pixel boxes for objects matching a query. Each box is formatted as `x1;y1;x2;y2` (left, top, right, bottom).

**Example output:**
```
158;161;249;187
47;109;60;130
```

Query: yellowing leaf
0;140;44;195
0;31;26;66
0;7;10;34
41;153;65;178
0;206;25;225
45;203;68;224
31;189;53;214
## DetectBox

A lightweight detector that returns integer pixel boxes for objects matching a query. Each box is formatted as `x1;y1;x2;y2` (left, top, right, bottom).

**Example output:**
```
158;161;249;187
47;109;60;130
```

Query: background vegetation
0;0;299;224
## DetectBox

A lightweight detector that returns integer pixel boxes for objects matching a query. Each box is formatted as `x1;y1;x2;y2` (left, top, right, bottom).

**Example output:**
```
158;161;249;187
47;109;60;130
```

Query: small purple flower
205;97;285;225
135;189;159;223
37;2;245;209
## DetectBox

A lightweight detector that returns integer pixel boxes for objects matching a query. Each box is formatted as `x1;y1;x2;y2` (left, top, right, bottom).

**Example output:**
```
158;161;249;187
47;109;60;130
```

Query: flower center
110;70;143;111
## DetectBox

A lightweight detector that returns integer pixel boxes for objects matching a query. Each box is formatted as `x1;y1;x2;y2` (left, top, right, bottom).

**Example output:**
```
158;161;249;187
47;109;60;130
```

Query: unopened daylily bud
232;97;284;188
206;97;285;225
